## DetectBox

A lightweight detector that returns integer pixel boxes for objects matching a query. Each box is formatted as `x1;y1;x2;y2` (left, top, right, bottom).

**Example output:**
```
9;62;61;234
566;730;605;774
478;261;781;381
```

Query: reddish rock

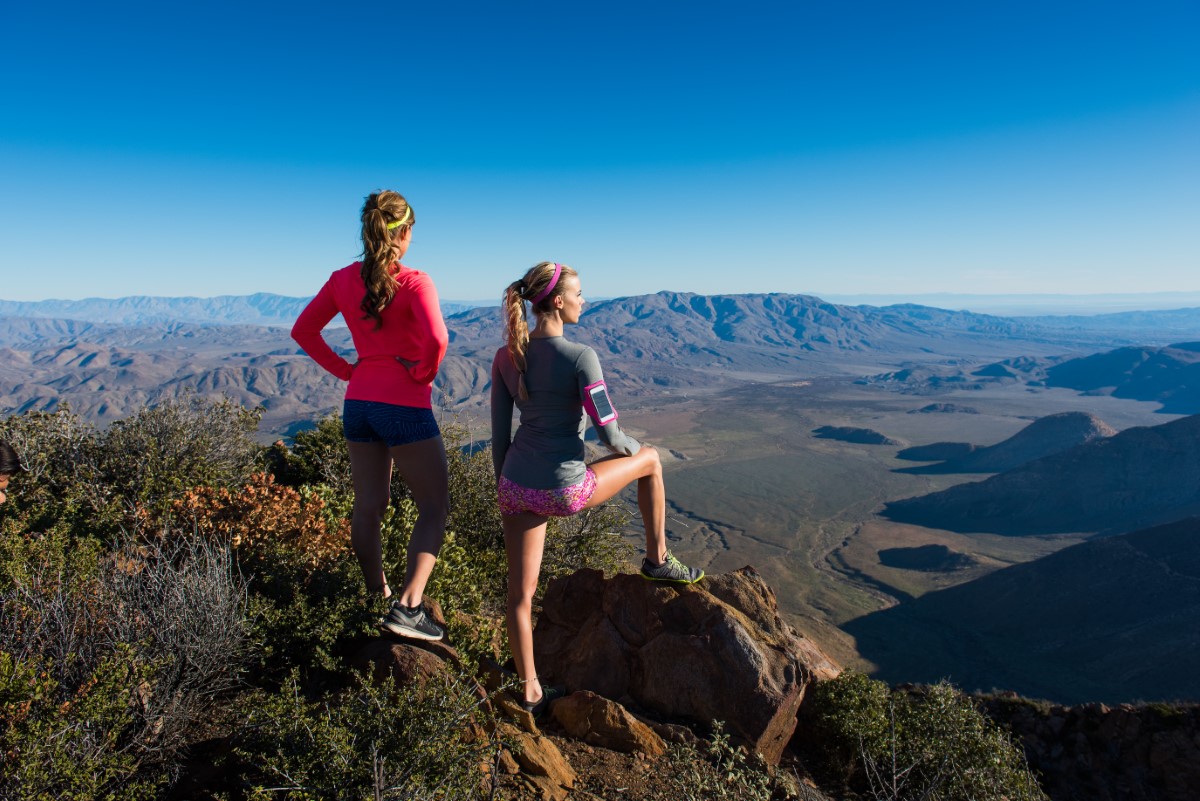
352;640;450;688
551;691;667;757
498;722;575;801
534;566;840;764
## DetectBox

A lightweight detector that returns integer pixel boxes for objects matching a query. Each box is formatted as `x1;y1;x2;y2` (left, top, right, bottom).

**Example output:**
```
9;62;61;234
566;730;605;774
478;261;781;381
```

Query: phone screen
588;384;617;424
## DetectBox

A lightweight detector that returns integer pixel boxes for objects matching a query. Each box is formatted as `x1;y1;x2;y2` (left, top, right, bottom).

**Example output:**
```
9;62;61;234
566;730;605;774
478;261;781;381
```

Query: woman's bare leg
347;440;394;597
347;436;448;607
583;446;667;563
503;512;549;705
389;435;449;608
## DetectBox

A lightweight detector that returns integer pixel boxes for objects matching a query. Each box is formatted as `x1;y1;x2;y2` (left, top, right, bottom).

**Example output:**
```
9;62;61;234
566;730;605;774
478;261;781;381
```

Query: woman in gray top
491;261;703;716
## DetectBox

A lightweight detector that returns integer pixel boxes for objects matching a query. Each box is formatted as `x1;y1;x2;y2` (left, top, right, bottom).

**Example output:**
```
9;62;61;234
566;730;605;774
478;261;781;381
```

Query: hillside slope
844;518;1200;704
883;414;1200;535
895;412;1117;474
1044;342;1200;414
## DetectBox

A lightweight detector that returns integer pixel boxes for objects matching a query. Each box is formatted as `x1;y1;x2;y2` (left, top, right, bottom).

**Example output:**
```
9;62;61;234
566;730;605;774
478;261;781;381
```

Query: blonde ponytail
359;190;415;329
503;281;531;399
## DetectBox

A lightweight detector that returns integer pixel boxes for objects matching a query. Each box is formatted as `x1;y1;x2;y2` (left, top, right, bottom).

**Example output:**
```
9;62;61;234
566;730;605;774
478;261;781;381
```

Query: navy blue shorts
342;400;440;447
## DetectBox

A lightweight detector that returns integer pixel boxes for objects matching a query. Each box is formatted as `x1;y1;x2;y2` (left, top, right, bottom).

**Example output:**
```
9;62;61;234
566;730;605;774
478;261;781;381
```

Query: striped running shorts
342;399;440;447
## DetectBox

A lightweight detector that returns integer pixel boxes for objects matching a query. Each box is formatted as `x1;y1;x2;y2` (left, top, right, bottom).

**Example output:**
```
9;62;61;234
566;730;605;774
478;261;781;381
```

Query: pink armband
582;380;618;425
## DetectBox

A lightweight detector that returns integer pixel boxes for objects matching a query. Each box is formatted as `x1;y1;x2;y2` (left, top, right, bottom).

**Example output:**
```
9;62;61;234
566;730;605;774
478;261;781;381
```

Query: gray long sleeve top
491;336;640;489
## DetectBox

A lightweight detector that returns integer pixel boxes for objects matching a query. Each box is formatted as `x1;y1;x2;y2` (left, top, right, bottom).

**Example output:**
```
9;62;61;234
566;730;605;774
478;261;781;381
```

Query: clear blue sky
1;0;1197;302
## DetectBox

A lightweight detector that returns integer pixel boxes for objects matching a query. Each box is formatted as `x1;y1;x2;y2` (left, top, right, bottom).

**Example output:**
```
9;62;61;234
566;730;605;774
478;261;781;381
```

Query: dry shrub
173;472;350;569
0;529;252;798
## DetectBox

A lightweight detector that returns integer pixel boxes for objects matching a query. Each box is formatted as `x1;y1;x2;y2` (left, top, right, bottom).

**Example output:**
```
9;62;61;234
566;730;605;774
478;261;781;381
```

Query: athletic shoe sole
640;568;706;585
378;616;445;641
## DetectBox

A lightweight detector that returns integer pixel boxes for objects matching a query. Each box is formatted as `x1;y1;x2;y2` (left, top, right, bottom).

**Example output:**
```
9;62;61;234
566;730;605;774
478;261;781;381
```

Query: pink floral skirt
498;469;598;517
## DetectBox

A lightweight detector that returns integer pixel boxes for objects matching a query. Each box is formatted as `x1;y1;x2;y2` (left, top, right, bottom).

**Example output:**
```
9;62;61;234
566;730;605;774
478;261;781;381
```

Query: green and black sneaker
640;551;704;584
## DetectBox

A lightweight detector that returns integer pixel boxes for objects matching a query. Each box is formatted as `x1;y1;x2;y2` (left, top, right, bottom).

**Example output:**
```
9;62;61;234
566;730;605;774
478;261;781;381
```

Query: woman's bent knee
642;445;662;474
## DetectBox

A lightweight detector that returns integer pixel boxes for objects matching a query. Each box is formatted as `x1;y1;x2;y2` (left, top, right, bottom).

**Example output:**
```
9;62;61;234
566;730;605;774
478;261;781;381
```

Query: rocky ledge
353;566;841;800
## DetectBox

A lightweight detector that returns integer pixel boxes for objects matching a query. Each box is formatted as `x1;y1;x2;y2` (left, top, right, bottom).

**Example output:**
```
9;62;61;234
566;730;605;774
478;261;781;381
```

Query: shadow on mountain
1044;341;1200;414
844;517;1200;704
882;414;1200;535
893;411;1115;475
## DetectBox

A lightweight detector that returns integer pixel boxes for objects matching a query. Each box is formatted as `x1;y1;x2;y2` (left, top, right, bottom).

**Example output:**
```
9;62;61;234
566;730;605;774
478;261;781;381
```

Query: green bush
808;673;1048;801
266;414;353;495
0;397;262;538
99;394;262;525
0;645;158;801
0;406;109;536
236;668;502;801
664;721;778;801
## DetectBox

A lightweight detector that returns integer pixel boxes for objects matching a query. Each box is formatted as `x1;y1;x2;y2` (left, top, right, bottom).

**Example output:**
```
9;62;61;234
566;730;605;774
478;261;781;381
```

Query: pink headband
529;263;562;304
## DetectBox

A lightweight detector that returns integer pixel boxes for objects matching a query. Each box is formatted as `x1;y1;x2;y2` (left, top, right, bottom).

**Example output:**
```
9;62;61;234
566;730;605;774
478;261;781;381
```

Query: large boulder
534;566;839;764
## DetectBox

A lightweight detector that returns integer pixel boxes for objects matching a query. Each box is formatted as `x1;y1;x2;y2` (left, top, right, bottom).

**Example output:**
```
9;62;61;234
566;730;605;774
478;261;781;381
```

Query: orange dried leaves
173;473;349;568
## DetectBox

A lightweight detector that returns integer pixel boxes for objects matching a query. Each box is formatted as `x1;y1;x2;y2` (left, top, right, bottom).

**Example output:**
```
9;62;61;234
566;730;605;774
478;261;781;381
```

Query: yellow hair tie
386;206;413;230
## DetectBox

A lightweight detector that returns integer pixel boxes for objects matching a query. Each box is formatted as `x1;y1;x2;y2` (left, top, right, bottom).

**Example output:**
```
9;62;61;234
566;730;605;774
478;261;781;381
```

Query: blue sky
1;0;1197;302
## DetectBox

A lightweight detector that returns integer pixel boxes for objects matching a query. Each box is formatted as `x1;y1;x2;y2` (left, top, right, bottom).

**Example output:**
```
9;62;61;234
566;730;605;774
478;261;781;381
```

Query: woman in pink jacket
292;190;450;641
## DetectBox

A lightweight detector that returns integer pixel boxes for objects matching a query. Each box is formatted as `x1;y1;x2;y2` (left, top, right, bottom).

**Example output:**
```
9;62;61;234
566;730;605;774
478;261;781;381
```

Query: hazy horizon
5;288;1200;319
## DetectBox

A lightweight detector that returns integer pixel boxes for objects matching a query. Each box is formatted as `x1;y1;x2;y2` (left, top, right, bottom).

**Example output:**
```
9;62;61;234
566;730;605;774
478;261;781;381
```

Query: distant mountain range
845;517;1200;704
0;294;485;328
884;414;1200;535
2;291;1199;435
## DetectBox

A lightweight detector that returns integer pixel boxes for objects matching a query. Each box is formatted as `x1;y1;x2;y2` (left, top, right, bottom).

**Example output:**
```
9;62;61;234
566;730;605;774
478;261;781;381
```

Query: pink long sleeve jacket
291;262;449;409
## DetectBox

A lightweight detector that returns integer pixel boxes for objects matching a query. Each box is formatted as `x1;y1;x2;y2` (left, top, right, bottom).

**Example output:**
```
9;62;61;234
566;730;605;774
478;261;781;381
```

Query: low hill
813;426;899;445
844;517;1200;704
883;414;1200;535
895;412;1116;474
1043;342;1200;414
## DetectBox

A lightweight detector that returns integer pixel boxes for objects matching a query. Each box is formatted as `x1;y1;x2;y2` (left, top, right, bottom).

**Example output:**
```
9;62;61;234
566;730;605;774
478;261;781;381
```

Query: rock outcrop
532;566;839;764
982;695;1200;801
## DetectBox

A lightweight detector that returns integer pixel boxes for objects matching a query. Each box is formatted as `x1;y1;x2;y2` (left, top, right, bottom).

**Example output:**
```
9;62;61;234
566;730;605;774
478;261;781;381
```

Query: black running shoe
640;551;704;584
379;601;445;641
520;685;567;719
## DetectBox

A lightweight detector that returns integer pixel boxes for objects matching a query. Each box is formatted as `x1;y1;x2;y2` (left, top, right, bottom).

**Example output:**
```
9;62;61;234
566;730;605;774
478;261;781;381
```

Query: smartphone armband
583;380;618;426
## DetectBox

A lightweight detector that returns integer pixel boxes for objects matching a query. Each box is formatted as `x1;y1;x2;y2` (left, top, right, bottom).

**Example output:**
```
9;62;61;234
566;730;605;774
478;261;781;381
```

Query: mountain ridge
884;414;1200;535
